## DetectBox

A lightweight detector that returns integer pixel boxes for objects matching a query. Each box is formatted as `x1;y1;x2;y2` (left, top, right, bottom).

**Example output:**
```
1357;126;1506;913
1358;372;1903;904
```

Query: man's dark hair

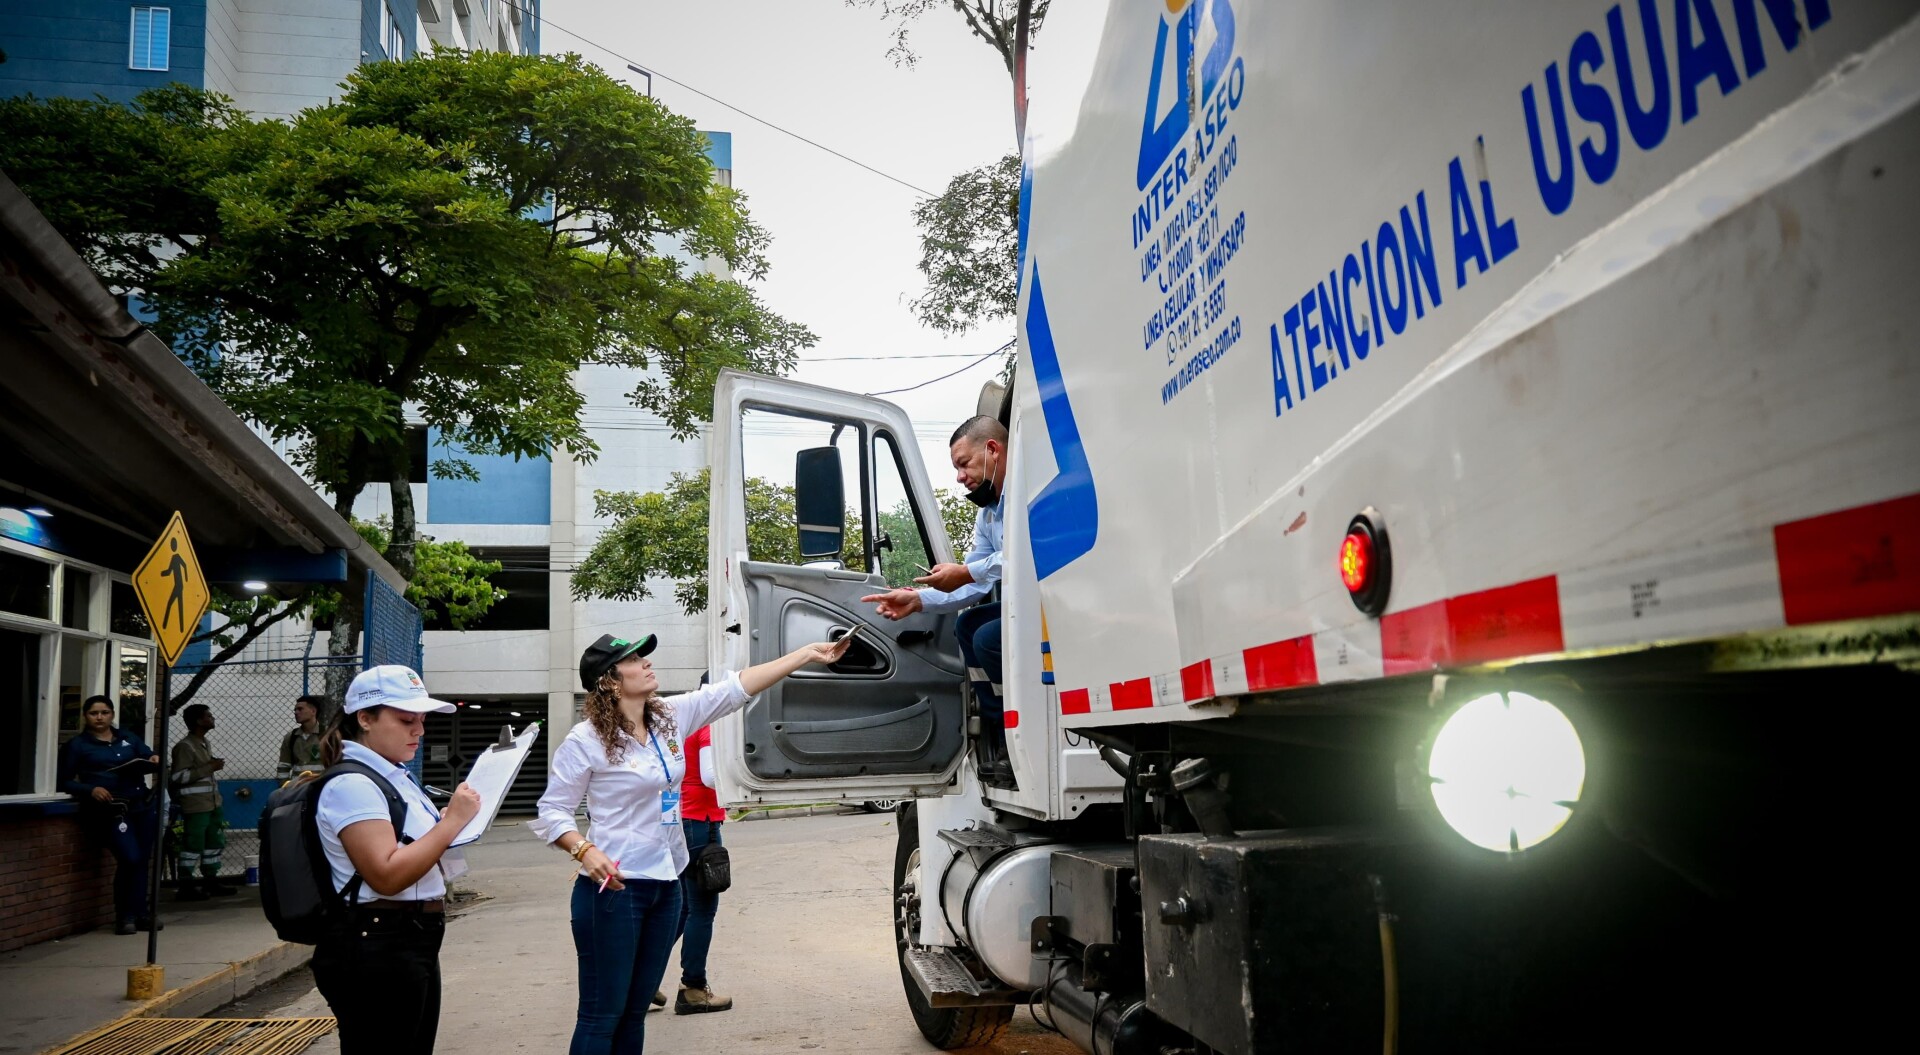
949;415;1008;448
182;703;212;725
295;694;322;709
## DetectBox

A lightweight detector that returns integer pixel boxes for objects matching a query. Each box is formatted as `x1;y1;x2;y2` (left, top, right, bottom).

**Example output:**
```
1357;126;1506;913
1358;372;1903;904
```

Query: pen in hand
599;861;621;893
424;785;452;800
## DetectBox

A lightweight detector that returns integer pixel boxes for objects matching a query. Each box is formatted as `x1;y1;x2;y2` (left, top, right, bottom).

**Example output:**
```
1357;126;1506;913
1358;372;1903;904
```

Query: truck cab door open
707;370;967;805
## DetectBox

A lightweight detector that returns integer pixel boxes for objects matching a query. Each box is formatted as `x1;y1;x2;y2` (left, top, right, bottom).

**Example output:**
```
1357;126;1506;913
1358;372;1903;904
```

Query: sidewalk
0;807;869;1055
0;886;304;1055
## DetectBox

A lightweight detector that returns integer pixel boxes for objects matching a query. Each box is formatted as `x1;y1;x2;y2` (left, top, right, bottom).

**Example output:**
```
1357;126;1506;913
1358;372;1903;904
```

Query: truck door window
739;406;863;569
870;433;935;588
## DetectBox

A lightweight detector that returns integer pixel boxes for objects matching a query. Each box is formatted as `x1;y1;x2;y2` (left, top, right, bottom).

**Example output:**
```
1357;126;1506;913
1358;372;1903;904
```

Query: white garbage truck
706;1;1920;1050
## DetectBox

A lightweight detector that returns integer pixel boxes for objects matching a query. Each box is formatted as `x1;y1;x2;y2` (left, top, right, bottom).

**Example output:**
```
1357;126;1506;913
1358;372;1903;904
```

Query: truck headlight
1426;691;1586;853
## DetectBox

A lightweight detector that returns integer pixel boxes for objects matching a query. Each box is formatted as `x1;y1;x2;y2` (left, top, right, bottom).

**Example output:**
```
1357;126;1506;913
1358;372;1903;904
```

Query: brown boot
674;985;733;1015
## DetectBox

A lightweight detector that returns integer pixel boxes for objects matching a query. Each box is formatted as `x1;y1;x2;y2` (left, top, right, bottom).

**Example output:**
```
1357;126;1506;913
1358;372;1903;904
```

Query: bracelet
567;840;595;862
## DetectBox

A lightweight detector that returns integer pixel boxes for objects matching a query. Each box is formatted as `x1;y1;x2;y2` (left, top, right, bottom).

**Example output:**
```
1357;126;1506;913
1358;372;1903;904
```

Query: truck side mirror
794;447;845;560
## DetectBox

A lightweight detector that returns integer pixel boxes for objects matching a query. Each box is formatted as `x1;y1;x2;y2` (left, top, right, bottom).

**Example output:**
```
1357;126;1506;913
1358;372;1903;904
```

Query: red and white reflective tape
1061;492;1920;715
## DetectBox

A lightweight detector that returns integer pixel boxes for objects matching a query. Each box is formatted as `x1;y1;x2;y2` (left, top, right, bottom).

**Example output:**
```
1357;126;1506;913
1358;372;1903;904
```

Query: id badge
660;788;682;826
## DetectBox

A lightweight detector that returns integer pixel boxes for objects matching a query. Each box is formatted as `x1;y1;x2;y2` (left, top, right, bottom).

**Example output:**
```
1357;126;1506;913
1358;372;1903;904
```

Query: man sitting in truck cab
862;415;1014;786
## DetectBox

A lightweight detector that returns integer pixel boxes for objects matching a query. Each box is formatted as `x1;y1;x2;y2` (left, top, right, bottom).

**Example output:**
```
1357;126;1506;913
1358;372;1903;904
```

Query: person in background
312;665;482;1055
672;672;730;1014
278;694;326;781
535;632;850;1054
170;703;234;900
58;696;162;935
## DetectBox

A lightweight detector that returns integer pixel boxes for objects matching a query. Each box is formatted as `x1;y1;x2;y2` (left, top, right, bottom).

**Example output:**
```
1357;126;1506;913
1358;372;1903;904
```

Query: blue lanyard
648;733;673;775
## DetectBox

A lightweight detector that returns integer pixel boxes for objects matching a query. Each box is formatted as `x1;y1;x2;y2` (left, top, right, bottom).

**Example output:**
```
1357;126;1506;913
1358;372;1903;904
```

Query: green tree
572;469;800;616
848;2;1045;340
0;52;813;687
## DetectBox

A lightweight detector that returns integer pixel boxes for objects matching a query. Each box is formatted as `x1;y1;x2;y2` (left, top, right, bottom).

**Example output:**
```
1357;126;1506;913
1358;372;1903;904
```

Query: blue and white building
3;2;723;794
0;1;538;119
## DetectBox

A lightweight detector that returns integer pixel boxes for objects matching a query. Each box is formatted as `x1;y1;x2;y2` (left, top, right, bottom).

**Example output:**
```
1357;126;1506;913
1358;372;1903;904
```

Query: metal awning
0;167;403;592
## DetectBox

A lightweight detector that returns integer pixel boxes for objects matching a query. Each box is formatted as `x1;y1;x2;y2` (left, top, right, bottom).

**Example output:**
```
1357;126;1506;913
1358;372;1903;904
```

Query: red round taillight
1340;508;1392;617
1339;531;1373;593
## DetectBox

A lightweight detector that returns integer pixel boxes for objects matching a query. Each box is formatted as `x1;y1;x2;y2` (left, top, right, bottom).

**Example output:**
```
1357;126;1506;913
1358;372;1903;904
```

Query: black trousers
84;802;155;922
312;906;445;1053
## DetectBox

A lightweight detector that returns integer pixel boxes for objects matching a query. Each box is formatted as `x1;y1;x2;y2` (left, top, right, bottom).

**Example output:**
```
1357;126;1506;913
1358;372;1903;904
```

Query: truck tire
894;802;1013;1050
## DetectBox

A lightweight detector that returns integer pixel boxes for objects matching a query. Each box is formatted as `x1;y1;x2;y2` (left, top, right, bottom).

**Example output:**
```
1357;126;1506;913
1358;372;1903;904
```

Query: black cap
579;633;657;690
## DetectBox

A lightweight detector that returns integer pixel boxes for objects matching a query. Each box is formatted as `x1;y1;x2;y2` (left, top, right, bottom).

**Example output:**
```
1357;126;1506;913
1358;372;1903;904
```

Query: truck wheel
894;802;1013;1050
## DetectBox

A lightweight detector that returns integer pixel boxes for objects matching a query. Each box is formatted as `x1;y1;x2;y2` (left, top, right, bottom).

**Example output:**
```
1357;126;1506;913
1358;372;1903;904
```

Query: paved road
238;811;1077;1055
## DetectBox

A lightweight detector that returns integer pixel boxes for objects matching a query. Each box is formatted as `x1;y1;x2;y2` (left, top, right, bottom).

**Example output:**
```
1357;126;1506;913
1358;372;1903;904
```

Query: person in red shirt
672;713;731;1014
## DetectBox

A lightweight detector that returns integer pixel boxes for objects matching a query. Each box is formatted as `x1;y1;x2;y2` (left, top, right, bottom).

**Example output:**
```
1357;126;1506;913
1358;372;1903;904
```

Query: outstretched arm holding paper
531;630;852;1049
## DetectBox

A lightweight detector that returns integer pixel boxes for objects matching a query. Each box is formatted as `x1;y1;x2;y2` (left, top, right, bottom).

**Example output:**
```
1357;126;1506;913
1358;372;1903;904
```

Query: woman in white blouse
533;631;850;1054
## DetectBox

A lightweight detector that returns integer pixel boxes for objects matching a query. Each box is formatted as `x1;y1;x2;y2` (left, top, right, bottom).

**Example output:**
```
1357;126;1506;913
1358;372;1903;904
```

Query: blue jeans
675;819;723;988
570;875;682;1055
956;602;1004;725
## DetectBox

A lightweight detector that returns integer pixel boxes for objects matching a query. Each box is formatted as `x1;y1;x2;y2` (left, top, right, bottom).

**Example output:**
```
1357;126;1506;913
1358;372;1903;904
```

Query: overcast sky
546;0;1022;481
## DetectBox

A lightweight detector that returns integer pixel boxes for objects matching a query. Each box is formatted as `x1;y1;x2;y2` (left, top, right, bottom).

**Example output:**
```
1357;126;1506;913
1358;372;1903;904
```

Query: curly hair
583;669;674;764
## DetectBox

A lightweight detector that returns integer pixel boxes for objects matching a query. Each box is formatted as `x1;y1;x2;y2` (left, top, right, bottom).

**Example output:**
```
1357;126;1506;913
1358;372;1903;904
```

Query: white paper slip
450;722;541;847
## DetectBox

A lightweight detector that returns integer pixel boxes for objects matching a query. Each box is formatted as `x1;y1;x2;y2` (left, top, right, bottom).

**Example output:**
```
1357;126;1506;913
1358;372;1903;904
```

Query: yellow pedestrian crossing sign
134;511;211;667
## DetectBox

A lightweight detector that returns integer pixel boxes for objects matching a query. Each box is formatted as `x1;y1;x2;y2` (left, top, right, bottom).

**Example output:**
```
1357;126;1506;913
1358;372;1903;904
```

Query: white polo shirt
531;672;751;881
317;740;449;903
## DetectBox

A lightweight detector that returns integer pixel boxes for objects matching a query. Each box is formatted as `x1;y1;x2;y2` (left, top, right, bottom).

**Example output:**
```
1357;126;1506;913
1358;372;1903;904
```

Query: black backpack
258;761;412;944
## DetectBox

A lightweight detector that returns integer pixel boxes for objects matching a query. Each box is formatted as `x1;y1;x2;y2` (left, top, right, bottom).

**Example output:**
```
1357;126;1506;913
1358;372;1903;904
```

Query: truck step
903;945;1023;1008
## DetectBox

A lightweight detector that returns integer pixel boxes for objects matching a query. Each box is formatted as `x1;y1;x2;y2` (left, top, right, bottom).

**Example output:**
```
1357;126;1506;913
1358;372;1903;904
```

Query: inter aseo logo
1137;0;1244;192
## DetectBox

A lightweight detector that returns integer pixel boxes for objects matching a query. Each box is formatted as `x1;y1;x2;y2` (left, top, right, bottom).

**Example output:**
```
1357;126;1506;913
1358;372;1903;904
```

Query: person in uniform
169;703;233;899
57;695;162;934
277;694;325;780
534;631;851;1055
311;665;481;1055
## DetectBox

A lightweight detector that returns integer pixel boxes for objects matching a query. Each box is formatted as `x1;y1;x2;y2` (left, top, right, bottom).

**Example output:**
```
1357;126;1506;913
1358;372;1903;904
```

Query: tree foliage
0;50;812;670
910;153;1020;335
574;470;977;615
847;1;1050;75
846;3;1040;340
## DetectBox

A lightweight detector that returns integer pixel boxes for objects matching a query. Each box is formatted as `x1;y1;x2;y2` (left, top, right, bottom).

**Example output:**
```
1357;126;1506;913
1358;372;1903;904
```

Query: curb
40;942;312;1054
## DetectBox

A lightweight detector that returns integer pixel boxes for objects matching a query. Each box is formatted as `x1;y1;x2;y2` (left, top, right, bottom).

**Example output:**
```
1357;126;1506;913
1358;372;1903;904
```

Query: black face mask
964;451;1000;508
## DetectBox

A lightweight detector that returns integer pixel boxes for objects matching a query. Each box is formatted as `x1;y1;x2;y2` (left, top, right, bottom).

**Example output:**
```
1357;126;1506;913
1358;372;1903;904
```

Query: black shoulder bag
693;841;732;894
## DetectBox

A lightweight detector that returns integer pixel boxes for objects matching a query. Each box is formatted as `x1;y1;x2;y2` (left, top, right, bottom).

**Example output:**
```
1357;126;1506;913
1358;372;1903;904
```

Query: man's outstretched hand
861;587;925;621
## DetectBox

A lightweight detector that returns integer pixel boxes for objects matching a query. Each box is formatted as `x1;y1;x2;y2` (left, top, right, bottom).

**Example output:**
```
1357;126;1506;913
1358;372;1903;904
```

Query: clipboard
449;722;541;847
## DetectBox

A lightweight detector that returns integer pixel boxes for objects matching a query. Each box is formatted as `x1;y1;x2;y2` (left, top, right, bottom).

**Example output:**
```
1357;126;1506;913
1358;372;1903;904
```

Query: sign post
129;512;211;997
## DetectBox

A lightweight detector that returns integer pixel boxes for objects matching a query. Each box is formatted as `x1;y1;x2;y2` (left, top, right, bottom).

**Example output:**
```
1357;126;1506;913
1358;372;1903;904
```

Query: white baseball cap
345;665;456;714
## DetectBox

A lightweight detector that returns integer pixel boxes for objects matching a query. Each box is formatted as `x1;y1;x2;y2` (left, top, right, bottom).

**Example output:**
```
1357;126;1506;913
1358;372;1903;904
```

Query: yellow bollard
126;964;164;1000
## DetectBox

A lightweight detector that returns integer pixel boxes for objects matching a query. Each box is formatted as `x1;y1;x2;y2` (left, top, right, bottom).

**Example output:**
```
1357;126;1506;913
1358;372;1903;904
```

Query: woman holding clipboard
534;631;850;1055
311;665;481;1054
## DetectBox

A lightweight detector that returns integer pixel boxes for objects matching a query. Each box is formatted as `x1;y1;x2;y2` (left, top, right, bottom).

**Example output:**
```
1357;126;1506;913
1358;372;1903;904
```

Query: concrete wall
422;628;547;697
206;0;360;119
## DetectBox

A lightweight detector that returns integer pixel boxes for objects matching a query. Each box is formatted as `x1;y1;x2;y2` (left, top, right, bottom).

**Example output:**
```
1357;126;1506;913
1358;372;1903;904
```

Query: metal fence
163;655;311;879
161;577;425;878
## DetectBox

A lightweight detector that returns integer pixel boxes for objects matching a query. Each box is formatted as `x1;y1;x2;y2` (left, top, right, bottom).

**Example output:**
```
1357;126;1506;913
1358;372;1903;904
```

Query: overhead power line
501;1;937;197
865;341;1012;396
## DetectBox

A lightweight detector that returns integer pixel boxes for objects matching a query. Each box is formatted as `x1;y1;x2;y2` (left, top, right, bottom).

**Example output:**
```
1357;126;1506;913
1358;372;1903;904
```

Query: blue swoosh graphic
1024;267;1099;580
